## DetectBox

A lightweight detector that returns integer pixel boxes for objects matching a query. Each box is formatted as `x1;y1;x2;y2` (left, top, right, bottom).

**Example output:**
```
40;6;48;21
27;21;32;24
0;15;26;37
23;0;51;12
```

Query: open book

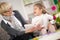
24;24;34;30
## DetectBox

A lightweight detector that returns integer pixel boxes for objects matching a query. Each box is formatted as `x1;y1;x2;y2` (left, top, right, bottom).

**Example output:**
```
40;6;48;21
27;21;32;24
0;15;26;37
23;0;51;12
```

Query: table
38;31;60;40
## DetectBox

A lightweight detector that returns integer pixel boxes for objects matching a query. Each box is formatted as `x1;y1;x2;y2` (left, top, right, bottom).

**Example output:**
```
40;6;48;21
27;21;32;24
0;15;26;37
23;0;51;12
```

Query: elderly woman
0;2;38;40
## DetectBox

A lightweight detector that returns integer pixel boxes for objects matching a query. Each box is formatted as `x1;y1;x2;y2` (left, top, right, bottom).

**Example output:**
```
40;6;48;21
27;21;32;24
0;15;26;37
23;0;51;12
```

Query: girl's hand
35;24;42;31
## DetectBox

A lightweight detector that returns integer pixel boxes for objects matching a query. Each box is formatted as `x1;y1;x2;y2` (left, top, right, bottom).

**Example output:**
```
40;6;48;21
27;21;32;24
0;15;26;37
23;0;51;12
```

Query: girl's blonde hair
34;3;48;14
0;2;11;14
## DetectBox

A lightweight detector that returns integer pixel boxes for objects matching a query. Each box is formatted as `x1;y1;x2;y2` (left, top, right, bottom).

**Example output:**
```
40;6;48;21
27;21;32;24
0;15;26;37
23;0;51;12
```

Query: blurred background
0;0;60;26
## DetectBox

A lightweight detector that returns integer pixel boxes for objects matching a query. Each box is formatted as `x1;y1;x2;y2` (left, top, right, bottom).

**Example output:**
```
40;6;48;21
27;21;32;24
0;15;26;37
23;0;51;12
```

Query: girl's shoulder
43;13;52;17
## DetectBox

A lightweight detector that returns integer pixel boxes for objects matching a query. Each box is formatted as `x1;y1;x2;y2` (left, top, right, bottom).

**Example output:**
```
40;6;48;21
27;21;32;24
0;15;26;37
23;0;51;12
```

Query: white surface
24;24;34;30
39;31;60;40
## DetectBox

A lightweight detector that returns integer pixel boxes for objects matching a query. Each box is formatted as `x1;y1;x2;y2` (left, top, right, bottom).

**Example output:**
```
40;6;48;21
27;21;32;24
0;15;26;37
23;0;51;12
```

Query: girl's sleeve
48;14;55;24
48;14;53;20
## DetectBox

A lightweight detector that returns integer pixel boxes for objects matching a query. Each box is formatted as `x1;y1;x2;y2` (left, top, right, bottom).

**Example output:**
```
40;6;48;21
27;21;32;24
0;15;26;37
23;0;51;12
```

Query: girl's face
34;6;42;16
2;7;13;16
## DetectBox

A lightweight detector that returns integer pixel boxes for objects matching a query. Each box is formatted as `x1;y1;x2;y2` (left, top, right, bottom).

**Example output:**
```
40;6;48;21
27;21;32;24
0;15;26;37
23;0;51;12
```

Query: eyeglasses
3;7;12;13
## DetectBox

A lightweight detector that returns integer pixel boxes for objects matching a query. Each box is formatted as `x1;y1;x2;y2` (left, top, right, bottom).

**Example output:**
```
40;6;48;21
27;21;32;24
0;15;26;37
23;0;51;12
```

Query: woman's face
34;6;42;16
2;7;13;16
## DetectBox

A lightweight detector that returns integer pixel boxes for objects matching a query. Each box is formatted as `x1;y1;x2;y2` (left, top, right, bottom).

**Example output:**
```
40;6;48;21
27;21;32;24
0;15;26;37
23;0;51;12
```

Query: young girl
32;3;56;35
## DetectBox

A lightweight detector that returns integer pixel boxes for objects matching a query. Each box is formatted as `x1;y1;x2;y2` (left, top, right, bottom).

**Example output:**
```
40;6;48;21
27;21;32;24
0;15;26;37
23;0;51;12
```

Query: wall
0;0;54;20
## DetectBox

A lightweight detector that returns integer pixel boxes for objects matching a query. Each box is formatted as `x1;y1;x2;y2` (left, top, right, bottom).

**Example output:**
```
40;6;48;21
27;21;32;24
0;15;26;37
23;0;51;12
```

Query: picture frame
23;0;33;6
